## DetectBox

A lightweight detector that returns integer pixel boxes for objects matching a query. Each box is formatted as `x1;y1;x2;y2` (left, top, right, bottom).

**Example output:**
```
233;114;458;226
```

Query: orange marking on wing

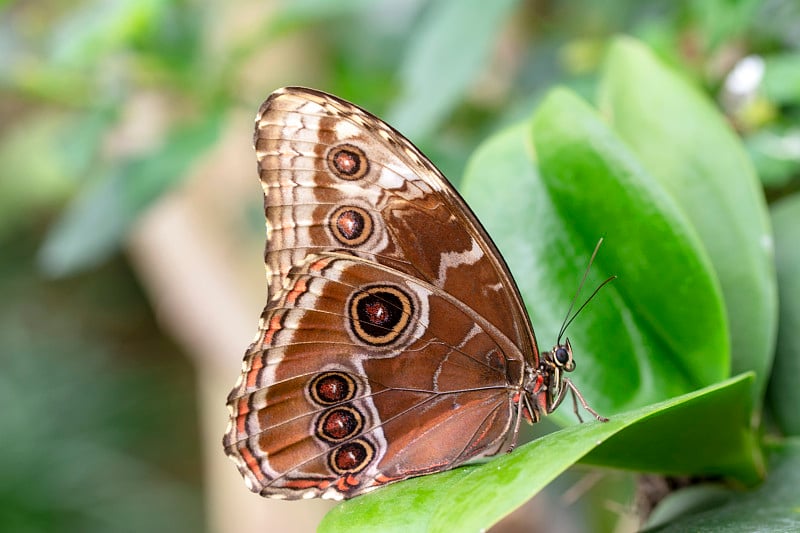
245;356;264;388
236;399;249;435
334;476;359;493
262;313;282;345
285;479;330;490
309;256;332;272
286;278;308;305
236;398;248;435
240;446;266;483
334;478;347;491
375;473;402;484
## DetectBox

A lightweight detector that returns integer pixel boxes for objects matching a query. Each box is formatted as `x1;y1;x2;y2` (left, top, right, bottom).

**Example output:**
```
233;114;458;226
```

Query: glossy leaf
535;87;729;405
462;90;727;416
320;374;758;533
462;122;632;415
768;194;800;435
644;440;799;532
600;37;777;399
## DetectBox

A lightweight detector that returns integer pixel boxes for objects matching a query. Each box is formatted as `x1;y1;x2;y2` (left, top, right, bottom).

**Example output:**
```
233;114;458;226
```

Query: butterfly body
223;87;601;500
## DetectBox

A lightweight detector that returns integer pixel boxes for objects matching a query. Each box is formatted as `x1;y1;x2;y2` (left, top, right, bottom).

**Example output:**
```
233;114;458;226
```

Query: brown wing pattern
254;87;537;358
224;254;523;499
224;87;543;500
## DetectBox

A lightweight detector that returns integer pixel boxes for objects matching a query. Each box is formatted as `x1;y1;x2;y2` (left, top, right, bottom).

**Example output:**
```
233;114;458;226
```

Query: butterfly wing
224;254;523;499
254;87;538;357
225;87;543;500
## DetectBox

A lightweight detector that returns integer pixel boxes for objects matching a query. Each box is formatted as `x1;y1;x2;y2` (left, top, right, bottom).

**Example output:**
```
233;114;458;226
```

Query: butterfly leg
570;387;585;423
507;393;540;452
507;397;525;452
563;378;609;422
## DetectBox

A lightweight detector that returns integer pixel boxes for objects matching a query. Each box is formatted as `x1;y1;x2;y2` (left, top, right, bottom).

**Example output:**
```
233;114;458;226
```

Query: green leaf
768;193;800;436
264;0;380;36
462;122;638;415
478;89;726;414
763;53;800;106
320;374;759;533
386;0;520;139
687;0;761;50
643;439;799;532
746;128;800;188
37;107;225;277
600;37;777;400
0;113;82;236
49;0;163;66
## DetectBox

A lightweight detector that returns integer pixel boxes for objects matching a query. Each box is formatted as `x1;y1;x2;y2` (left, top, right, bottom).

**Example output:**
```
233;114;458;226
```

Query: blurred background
1;0;798;532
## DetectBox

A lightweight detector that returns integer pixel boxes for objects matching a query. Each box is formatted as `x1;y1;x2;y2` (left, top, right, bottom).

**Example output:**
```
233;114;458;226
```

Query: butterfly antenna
557;239;614;344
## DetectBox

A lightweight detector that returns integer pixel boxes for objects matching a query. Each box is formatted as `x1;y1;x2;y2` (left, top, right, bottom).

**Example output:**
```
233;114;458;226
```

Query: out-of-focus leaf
386;0;520;139
768;193;800;436
0;113;79;236
267;0;391;34
746;128;800;188
320;374;759;533
0;238;203;532
49;0;163;66
600;37;777;400
688;0;761;50
37;107;225;277
643;440;800;533
644;485;733;531
762;52;800;106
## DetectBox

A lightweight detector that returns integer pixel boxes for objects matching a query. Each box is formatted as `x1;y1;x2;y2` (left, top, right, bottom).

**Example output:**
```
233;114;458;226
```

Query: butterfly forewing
254;87;536;355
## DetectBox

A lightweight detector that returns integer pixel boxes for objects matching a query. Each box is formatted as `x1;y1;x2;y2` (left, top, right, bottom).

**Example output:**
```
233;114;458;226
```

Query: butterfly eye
554;347;570;366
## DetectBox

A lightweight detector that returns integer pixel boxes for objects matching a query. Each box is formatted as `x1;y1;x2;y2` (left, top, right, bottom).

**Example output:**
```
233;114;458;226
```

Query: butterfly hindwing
224;253;523;499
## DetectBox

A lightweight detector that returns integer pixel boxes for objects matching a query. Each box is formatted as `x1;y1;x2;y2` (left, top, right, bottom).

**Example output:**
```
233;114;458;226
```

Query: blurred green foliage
2;0;799;531
0;227;203;531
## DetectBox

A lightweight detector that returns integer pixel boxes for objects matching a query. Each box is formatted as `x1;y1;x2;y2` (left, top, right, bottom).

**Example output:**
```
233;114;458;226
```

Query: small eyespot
329;206;373;246
329;439;374;474
309;372;357;405
316;406;363;443
327;144;369;180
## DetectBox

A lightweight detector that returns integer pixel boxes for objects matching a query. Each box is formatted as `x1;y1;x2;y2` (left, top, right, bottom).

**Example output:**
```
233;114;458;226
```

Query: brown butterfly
223;87;607;501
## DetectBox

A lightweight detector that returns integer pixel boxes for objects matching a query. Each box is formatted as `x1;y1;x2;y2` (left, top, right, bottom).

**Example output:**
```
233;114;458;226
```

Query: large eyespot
309;372;357;405
327;144;369;180
329;206;373;246
329;439;374;474
348;285;413;346
316;406;363;443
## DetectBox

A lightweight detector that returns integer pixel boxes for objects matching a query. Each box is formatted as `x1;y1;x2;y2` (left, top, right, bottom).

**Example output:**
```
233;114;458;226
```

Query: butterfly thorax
521;338;576;422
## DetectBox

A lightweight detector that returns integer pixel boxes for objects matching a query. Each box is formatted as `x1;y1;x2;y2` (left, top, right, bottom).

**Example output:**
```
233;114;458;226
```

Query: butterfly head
540;338;574;400
551;337;576;372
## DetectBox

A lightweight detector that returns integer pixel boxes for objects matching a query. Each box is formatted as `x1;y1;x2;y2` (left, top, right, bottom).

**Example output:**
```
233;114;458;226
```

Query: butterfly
223;87;607;501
